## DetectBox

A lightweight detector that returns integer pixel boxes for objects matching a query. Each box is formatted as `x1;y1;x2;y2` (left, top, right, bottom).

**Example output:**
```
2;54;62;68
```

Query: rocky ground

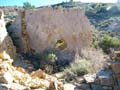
0;53;64;90
62;51;120;90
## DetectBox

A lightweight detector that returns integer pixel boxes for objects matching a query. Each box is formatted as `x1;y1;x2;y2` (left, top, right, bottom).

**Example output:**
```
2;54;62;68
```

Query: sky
0;0;118;6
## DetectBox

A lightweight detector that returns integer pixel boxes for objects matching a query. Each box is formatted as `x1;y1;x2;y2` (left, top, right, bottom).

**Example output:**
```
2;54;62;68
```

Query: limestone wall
9;8;93;54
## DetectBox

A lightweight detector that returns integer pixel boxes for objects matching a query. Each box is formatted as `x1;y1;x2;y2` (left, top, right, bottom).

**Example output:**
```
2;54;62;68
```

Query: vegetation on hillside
99;34;120;53
23;2;36;9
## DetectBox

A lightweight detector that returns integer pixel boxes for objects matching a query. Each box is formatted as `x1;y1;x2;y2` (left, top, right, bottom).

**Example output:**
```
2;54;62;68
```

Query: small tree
70;0;73;2
23;2;35;9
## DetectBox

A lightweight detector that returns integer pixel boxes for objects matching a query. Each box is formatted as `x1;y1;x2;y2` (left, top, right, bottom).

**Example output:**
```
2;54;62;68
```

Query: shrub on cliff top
23;2;35;9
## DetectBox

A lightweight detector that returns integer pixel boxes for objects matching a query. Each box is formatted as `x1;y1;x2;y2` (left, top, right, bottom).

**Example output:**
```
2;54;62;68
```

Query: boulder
15;67;26;74
31;69;46;79
64;83;76;90
0;71;13;84
83;74;96;83
53;72;65;79
0;84;7;90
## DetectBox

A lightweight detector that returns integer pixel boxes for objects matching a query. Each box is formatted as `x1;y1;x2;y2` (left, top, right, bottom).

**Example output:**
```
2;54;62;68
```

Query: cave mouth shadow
22;48;75;74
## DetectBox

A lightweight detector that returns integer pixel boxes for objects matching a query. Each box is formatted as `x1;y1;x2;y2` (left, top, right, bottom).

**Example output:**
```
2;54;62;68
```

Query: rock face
0;10;16;59
0;11;63;89
9;8;93;54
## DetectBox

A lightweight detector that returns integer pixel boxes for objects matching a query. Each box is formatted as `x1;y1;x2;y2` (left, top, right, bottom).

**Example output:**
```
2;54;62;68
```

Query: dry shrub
80;48;108;72
63;57;94;83
70;59;94;76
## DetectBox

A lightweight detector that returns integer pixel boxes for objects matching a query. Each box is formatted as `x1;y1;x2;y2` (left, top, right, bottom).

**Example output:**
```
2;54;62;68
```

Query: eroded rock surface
9;8;93;54
0;10;16;59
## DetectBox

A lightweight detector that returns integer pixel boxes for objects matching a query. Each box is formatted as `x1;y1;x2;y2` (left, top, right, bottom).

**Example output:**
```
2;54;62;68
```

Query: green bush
63;59;93;83
70;59;93;76
99;34;120;53
39;52;57;74
23;2;35;9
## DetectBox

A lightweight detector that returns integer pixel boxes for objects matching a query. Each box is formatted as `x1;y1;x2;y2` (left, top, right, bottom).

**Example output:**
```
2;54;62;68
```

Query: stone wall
9;8;93;54
0;10;16;59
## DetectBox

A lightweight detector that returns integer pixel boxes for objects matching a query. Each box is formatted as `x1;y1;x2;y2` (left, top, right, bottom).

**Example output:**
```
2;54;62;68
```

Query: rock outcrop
0;10;16;59
9;8;93;54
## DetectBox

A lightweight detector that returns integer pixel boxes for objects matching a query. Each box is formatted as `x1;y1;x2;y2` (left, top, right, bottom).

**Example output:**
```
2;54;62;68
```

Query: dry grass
80;48;108;72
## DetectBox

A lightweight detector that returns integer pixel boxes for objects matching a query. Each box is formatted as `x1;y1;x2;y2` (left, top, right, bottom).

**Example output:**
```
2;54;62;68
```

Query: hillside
0;6;22;23
51;2;120;35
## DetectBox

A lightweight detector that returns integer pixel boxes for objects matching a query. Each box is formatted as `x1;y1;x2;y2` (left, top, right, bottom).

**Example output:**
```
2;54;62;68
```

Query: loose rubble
0;56;64;90
80;51;120;90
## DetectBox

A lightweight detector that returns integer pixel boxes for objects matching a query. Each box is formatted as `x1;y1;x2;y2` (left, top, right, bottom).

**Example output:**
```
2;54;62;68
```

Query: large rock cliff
9;8;93;54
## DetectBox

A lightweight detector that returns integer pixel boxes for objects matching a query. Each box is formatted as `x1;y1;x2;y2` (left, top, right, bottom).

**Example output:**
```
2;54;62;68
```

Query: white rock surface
84;74;96;83
0;71;13;83
64;83;76;90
